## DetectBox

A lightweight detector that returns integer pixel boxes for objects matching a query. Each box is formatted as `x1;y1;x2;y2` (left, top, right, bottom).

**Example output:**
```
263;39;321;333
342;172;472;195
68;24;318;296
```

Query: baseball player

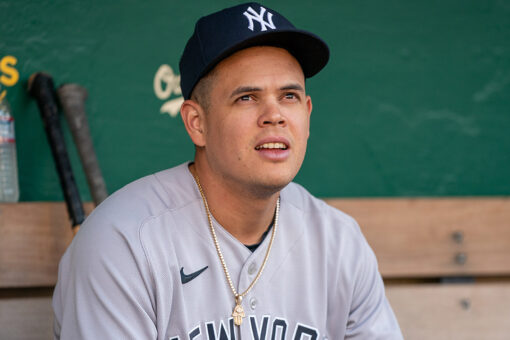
53;3;403;339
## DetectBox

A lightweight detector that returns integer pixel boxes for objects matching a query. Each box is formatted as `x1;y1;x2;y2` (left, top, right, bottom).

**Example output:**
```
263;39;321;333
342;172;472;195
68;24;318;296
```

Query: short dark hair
190;68;217;110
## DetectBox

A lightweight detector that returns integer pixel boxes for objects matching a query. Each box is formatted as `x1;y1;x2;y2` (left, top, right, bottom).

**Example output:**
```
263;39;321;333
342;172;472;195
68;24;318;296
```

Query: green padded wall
1;0;509;201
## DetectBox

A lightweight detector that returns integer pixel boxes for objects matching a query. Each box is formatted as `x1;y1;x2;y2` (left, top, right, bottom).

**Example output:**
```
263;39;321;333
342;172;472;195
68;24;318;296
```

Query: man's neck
189;162;279;245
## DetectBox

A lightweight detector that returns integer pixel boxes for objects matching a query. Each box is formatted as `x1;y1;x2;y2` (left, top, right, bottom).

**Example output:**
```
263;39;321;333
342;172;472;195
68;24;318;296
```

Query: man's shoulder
82;162;197;232
283;182;356;224
282;181;365;246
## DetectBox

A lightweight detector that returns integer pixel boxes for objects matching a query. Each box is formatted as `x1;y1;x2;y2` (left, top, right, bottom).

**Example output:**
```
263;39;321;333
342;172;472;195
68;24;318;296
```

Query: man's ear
306;95;312;138
180;99;206;147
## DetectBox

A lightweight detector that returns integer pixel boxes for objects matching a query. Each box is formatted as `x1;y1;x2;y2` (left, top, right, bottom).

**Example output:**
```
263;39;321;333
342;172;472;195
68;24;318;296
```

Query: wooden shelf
0;202;93;288
1;198;510;288
327;197;510;278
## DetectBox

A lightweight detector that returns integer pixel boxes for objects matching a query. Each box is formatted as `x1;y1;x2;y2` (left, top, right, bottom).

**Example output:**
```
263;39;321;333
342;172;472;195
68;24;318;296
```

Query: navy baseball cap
179;2;330;99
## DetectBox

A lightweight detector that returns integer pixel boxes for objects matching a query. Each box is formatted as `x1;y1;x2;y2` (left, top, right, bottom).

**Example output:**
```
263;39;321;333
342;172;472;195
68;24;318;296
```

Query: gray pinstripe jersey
53;162;403;339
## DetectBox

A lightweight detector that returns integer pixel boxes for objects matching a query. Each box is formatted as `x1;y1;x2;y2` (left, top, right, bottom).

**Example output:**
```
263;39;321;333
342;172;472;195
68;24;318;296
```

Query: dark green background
1;0;509;201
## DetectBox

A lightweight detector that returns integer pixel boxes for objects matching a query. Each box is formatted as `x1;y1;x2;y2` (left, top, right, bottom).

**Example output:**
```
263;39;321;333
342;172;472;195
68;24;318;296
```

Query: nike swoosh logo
180;266;208;284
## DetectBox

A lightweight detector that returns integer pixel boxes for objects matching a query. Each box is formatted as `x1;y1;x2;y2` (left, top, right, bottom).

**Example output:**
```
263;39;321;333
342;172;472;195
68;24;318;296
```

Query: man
53;3;403;339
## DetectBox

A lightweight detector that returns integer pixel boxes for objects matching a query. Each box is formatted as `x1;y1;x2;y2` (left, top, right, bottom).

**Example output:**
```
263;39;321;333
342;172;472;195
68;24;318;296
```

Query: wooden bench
328;198;510;340
1;199;509;339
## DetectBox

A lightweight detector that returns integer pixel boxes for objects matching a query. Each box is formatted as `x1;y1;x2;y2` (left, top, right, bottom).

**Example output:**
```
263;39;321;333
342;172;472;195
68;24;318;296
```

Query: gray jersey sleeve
345;226;403;339
52;204;158;339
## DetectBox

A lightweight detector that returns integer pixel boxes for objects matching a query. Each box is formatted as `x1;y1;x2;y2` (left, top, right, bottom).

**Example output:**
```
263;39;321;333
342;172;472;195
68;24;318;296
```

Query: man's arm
345;232;403;339
52;208;158;339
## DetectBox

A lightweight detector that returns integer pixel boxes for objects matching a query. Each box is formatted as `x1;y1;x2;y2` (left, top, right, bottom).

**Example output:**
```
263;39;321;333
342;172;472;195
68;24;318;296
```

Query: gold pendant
232;295;245;326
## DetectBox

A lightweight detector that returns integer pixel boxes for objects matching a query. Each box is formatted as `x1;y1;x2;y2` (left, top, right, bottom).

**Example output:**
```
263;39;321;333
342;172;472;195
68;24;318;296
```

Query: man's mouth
255;142;288;150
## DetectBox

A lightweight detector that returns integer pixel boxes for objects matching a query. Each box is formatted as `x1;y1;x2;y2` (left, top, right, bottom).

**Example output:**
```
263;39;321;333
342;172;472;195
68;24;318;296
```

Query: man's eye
284;93;297;100
238;95;252;101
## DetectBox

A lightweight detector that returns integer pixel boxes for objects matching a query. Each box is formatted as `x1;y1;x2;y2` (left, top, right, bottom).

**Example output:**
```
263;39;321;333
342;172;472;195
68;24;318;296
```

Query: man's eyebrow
230;86;262;98
280;83;305;92
229;83;305;98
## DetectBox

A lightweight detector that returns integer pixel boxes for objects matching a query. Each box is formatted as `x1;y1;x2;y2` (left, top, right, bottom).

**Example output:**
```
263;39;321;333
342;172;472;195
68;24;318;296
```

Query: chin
251;173;296;196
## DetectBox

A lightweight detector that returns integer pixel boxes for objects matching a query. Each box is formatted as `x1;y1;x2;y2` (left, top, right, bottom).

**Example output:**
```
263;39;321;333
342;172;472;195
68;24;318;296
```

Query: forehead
210;46;305;89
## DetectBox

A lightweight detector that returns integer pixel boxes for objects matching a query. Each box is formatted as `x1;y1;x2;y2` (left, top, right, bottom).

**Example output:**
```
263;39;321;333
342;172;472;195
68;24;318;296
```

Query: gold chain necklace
192;172;279;327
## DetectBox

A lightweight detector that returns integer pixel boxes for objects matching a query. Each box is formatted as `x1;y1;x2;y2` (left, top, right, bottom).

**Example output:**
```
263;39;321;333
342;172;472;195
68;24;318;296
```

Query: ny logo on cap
243;6;276;32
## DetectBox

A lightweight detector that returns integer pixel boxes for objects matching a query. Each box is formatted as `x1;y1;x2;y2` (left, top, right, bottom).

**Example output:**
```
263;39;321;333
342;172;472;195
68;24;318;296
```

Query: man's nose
258;102;286;127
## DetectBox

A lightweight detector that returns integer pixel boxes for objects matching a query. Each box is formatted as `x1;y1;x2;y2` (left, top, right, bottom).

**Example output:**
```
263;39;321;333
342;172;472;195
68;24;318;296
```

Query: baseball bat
57;83;108;206
28;72;85;234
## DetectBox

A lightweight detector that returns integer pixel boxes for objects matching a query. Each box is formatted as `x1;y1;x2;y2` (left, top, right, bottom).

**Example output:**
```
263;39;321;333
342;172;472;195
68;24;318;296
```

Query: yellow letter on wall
0;56;20;87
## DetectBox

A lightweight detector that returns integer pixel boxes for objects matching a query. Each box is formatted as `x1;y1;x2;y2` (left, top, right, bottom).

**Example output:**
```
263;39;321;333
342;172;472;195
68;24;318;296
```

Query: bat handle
57;84;108;206
28;72;85;229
